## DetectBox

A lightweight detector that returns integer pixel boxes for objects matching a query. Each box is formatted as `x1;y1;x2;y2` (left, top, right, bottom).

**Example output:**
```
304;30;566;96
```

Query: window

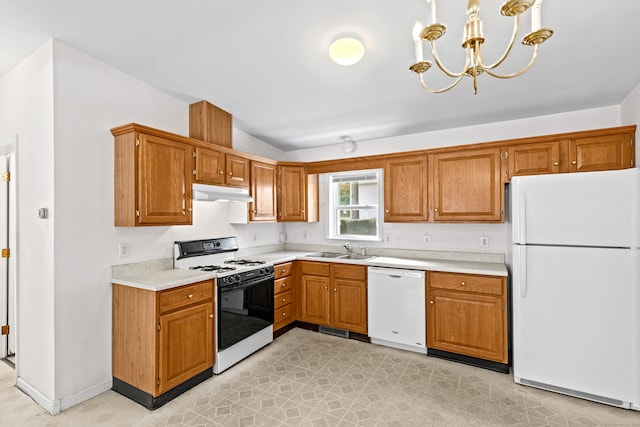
326;169;382;241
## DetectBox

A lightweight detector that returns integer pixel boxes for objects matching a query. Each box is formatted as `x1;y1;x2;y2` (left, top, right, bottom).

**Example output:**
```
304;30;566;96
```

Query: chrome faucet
344;243;354;254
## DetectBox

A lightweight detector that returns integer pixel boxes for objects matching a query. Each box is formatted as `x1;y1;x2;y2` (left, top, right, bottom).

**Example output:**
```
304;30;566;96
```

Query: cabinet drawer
274;290;293;309
274;262;293;279
274;276;293;295
300;261;330;276
159;281;213;314
428;272;503;296
333;264;366;281
274;303;294;330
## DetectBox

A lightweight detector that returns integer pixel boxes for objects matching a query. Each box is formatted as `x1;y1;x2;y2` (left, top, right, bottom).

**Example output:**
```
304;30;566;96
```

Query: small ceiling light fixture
329;35;365;66
410;0;553;94
341;136;356;153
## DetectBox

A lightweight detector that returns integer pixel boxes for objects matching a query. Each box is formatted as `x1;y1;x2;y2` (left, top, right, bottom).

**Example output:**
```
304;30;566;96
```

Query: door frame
0;136;16;360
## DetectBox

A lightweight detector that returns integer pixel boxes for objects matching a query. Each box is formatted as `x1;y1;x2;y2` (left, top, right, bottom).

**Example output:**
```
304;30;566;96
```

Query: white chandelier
410;0;553;94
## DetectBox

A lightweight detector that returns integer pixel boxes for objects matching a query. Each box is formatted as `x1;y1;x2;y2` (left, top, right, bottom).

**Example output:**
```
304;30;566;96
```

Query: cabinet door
427;290;506;363
570;133;634;172
299;275;331;326
194;146;225;184
332;279;367;334
226;154;250;187
506;141;561;181
158;302;214;394
138;133;192;225
278;165;307;222
432;148;503;222
250;161;277;222
384;157;428;222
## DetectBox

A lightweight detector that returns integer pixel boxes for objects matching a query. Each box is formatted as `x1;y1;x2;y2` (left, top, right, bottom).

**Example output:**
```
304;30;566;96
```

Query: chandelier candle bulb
531;0;542;31
429;0;437;25
413;21;424;62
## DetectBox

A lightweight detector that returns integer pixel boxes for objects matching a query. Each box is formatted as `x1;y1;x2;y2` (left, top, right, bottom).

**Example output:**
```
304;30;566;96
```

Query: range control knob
233;274;241;283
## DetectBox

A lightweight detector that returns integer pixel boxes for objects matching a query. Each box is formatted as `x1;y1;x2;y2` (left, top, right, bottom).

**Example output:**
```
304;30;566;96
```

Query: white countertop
112;250;507;291
111;268;217;291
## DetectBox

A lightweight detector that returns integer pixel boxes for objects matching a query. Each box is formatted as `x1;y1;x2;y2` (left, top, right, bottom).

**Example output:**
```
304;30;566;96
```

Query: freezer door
512;245;640;406
511;168;640;247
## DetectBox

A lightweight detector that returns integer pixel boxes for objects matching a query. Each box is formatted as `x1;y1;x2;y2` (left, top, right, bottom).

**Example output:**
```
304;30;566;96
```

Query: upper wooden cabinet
569;133;635;172
194;147;249;188
249;161;277;222
503;140;562;182
189;100;232;148
277;163;319;222
113;127;192;226
432;147;503;222
384;156;429;222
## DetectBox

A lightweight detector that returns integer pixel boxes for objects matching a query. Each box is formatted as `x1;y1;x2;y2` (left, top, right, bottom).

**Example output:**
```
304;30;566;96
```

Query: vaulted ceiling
1;1;638;151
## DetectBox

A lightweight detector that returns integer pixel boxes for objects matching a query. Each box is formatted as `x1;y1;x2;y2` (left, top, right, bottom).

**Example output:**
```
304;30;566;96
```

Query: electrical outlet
252;233;257;241
118;243;130;258
384;233;392;242
480;236;489;248
303;231;308;240
423;235;431;245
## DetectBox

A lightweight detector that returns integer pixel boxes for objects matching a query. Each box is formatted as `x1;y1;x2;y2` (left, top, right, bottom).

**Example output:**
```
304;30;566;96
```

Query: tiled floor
1;328;639;426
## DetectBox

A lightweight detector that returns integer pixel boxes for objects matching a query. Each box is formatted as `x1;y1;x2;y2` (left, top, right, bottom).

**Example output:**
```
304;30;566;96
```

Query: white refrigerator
511;168;640;410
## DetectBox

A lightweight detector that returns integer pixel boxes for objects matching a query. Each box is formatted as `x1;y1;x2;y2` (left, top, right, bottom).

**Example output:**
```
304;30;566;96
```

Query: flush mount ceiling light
341;136;356;153
410;0;553;94
329;35;365;66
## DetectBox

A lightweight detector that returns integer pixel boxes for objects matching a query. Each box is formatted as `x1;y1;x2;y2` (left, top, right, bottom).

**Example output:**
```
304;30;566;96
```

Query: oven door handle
219;278;274;293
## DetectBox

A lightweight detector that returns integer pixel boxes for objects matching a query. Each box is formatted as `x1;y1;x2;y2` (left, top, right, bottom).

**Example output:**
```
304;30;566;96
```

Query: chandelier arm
418;73;465;94
430;40;469;78
481;15;520;70
483;44;539;79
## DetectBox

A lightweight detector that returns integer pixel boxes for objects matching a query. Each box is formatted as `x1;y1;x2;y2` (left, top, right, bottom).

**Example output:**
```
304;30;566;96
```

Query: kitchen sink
338;254;376;260
305;252;345;258
305;252;376;260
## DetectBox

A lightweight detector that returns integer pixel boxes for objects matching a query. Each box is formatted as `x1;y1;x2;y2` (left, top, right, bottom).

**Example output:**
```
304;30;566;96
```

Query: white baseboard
17;376;113;415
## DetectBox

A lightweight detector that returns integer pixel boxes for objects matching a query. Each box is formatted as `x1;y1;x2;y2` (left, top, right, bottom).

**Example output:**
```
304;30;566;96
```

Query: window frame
325;169;383;242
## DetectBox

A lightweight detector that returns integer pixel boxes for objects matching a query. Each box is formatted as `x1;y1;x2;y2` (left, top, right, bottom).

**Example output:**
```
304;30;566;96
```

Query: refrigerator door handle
518;195;527;244
519;245;528;298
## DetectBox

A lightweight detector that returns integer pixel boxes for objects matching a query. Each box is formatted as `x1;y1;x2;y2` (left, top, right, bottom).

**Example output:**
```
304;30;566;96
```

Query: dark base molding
427;348;510;374
278;321;370;343
112;368;213;410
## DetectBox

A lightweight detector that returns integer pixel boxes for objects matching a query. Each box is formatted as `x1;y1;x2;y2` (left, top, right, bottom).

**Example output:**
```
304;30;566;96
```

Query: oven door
218;276;274;351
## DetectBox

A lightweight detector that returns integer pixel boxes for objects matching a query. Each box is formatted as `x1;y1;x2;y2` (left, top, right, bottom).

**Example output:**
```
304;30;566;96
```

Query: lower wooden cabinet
426;271;507;364
298;261;367;334
274;262;295;331
112;280;214;408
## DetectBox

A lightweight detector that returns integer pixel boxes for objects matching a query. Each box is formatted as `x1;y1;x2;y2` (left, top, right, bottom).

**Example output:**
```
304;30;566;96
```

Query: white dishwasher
367;266;427;354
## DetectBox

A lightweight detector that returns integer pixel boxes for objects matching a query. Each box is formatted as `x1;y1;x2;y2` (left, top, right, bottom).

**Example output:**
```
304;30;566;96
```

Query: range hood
192;183;254;202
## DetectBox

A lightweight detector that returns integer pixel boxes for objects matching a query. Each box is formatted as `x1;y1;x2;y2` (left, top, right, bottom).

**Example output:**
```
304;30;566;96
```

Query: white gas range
173;237;274;374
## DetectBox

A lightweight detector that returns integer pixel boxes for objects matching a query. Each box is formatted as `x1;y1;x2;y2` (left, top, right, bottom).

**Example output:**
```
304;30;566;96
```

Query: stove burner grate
224;259;266;266
189;265;237;272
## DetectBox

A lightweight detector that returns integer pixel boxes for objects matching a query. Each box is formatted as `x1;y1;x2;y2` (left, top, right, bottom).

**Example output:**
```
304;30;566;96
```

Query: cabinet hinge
193;169;197;176
193;151;197;158
157;378;161;386
136;209;140;218
500;152;503;159
501;210;504;218
135;138;140;147
505;169;509;177
1;248;9;258
157;323;161;331
1;171;10;182
1;325;8;335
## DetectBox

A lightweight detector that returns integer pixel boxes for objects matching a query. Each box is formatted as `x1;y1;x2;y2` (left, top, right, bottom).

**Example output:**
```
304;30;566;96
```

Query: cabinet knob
324;286;328;290
571;160;577;165
209;314;214;318
282;298;286;302
281;283;286;287
435;208;439;212
334;288;337;292
429;300;434;304
553;161;559;166
281;269;286;274
461;281;466;286
229;171;233;175
282;312;287;317
188;294;194;298
219;170;224;175
187;208;193;212
385;209;390;213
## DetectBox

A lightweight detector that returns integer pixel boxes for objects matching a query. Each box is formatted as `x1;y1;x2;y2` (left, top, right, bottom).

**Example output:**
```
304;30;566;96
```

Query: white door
513;244;640;404
511;168;640;247
0;154;8;358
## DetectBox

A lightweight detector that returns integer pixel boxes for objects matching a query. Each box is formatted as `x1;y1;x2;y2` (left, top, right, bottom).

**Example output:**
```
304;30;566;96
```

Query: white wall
0;39;285;411
0;41;56;403
282;106;623;255
621;81;640;165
